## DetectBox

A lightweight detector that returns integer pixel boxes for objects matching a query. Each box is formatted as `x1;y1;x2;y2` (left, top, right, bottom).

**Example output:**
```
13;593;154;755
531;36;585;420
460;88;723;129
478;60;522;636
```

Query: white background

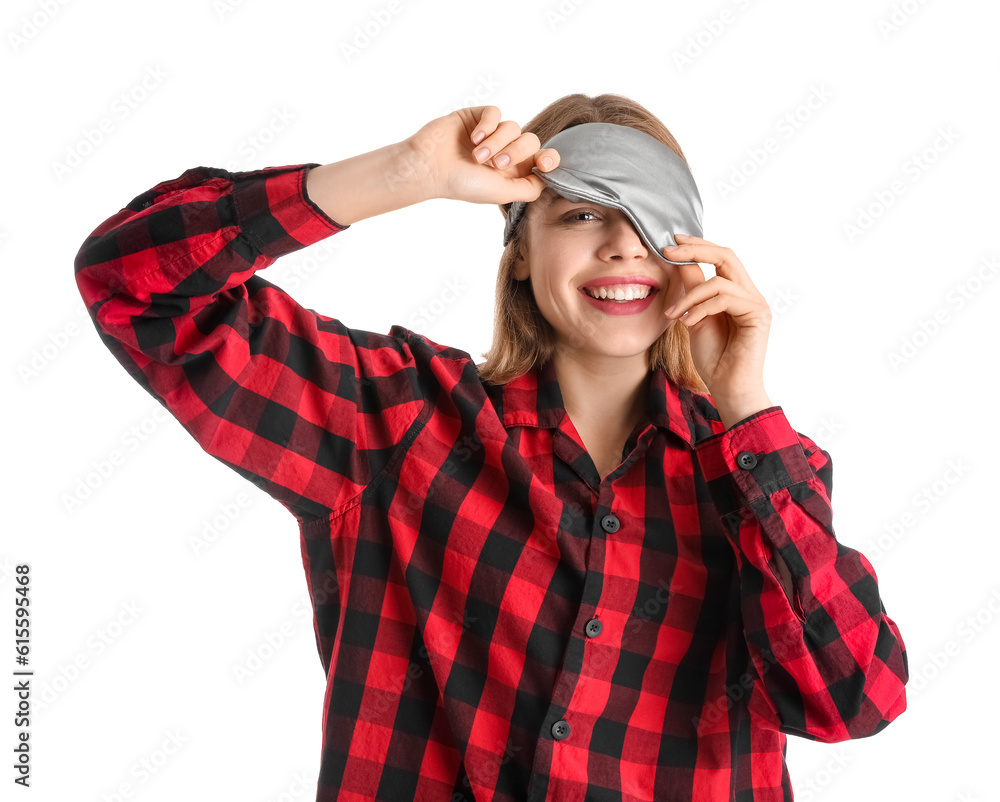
2;0;997;799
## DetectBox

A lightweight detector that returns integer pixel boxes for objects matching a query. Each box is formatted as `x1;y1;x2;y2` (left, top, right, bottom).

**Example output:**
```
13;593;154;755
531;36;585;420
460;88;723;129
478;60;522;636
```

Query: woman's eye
566;210;599;222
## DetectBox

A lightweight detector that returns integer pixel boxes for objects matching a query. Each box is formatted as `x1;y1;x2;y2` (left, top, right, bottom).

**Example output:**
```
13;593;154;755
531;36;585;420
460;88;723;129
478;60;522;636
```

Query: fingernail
495;153;510;168
664;244;679;251
474;146;489;161
472;130;485;145
541;156;553;170
665;304;676;316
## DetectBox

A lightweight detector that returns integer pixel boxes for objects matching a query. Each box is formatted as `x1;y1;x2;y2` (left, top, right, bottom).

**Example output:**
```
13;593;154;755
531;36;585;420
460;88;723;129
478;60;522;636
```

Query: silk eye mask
502;122;704;266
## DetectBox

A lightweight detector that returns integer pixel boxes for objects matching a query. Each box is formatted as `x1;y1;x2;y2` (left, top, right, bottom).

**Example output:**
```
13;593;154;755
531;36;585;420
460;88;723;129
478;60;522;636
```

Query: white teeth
584;284;652;301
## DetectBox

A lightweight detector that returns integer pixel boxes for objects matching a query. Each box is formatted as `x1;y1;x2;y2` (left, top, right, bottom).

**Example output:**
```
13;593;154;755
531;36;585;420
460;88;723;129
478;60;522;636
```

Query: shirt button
737;450;758;469
585;618;603;638
551;719;571;740
601;514;620;533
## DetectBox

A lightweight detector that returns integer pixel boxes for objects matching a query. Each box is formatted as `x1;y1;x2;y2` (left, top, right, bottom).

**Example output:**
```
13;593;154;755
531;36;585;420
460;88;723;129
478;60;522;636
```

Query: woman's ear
513;237;530;281
511;201;536;280
513;251;529;281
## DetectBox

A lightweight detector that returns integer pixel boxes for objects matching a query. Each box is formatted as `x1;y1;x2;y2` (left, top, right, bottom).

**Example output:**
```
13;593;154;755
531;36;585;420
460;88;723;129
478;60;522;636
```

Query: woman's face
514;188;688;362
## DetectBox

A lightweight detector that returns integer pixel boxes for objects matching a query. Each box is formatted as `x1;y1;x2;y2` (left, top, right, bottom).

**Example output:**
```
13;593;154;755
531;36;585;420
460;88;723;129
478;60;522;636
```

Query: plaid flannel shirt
74;162;908;801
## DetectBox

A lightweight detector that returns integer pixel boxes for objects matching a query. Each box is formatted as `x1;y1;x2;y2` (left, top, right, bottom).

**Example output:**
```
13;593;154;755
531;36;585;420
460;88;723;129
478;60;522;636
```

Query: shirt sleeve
74;163;426;522
694;405;908;743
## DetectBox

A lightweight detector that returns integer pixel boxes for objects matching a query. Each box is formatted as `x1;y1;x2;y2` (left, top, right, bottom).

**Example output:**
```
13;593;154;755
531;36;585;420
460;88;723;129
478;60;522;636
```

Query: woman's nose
600;217;649;259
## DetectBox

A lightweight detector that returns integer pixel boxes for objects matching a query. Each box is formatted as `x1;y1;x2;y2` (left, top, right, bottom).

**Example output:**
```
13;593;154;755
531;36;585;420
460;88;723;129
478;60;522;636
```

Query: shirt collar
498;358;708;449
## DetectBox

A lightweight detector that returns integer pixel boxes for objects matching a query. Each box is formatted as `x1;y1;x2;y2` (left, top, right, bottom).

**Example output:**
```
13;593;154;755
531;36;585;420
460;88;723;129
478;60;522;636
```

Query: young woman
75;94;907;801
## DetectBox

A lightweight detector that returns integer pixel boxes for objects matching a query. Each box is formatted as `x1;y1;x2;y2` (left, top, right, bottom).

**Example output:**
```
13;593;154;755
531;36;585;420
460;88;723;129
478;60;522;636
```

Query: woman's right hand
402;106;560;205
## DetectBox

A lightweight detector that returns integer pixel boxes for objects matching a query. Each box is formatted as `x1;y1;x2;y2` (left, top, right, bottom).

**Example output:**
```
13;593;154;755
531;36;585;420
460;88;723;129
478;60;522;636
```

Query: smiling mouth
580;286;658;302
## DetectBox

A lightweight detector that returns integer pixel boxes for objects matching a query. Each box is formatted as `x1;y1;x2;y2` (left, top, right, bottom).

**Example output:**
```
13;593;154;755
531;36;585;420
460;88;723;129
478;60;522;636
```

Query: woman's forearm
304;139;434;226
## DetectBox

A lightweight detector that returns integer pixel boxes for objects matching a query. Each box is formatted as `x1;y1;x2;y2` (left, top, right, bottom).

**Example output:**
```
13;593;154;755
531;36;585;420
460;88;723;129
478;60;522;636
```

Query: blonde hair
476;92;708;394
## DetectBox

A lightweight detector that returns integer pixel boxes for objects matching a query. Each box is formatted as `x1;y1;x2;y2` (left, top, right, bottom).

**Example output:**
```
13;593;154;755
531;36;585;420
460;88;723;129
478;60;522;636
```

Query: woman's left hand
662;235;772;403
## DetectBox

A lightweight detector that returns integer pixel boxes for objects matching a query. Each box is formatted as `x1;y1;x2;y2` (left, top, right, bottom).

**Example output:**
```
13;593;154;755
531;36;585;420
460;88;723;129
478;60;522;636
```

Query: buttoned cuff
694;406;817;510
231;163;347;260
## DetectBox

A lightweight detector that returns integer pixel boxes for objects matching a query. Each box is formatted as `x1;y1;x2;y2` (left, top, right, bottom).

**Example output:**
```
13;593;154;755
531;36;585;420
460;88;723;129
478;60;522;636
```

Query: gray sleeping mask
502;122;703;265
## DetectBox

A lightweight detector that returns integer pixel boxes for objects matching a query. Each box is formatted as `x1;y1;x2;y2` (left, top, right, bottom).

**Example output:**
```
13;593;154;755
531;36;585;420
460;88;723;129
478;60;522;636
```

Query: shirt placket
526;424;657;801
